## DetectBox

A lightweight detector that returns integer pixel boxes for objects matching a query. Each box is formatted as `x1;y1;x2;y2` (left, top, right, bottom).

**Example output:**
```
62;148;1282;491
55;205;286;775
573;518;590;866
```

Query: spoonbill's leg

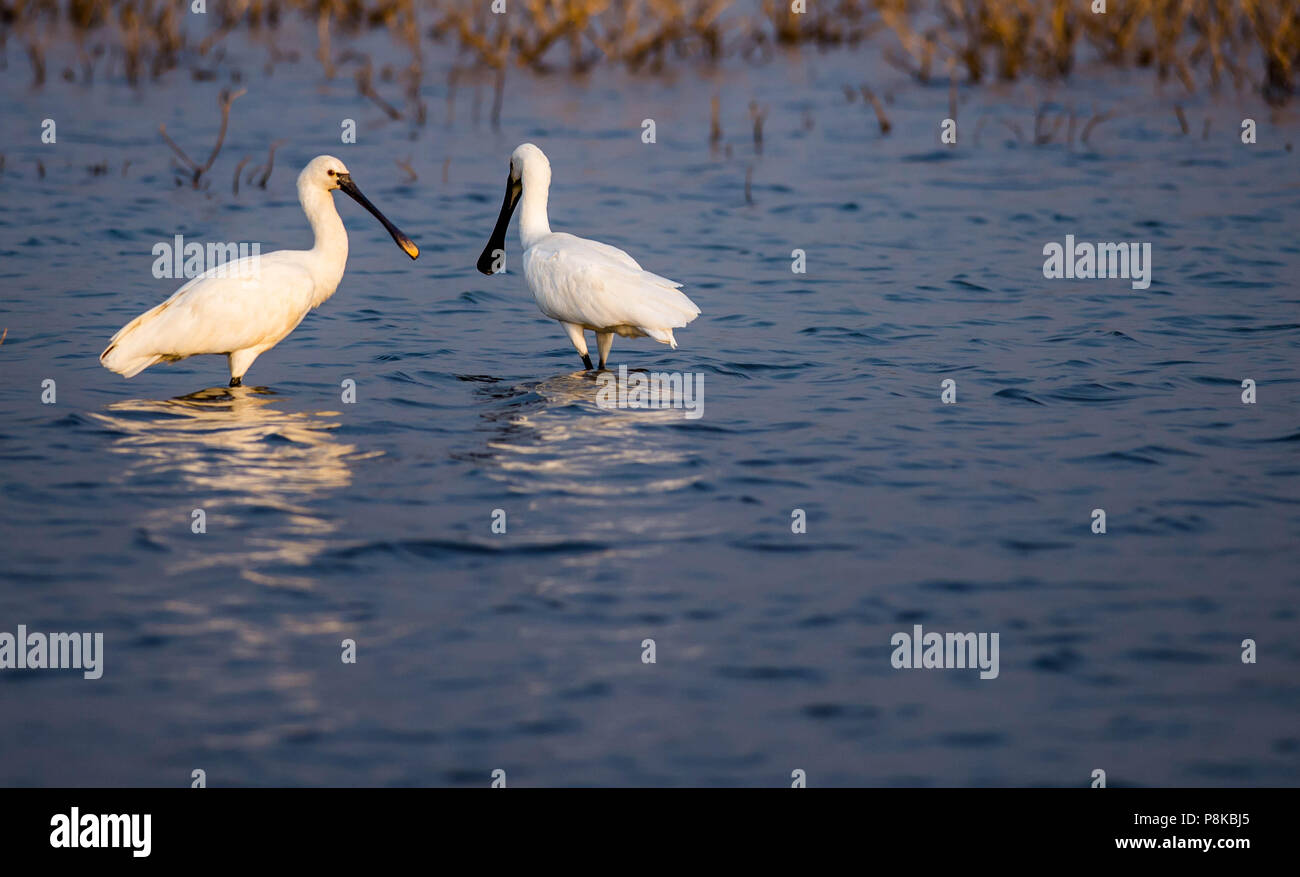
228;347;264;387
596;332;614;370
562;322;593;371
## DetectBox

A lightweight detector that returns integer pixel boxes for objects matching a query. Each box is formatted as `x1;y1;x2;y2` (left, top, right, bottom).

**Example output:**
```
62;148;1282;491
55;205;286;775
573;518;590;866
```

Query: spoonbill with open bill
475;143;700;371
100;155;419;387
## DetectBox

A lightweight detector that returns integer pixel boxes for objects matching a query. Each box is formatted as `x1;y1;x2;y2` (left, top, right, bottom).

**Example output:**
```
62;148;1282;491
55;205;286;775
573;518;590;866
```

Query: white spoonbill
475;143;700;371
101;155;419;387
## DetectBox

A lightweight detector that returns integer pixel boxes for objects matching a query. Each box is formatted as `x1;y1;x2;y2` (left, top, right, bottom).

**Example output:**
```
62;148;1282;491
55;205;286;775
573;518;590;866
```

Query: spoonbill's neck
302;185;350;274
518;173;552;250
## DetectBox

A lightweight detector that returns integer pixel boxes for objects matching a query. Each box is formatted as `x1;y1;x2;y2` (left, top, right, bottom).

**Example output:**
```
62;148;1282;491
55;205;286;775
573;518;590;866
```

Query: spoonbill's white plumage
101;155;419;386
476;143;699;370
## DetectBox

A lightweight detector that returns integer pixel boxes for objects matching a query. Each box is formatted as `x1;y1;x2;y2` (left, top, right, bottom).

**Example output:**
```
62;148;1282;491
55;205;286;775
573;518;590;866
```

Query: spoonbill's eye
327;169;336;177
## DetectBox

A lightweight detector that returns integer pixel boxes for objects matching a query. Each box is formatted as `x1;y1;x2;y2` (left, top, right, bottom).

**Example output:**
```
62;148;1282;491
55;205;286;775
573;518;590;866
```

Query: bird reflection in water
466;371;700;494
90;386;375;588
458;371;708;588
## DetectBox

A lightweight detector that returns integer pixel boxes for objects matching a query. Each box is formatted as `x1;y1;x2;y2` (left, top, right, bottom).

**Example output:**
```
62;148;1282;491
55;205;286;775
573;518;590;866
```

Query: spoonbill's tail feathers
100;296;181;377
100;346;164;378
644;327;680;348
621;268;699;346
100;271;220;377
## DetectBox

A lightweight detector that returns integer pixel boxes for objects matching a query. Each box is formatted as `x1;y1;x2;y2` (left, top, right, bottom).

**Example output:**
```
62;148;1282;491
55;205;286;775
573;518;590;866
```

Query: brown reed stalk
159;87;246;188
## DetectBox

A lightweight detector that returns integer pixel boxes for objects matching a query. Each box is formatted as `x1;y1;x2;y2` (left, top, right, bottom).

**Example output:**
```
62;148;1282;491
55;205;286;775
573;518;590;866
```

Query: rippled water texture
1;28;1299;786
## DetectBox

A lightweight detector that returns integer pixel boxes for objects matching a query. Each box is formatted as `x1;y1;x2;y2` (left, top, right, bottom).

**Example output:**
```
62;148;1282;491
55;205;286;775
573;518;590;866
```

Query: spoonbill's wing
101;252;316;377
524;238;700;337
549;232;644;272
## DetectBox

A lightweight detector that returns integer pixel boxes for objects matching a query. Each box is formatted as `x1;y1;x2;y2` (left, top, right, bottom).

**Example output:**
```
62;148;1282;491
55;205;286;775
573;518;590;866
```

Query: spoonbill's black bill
476;176;522;276
338;173;420;261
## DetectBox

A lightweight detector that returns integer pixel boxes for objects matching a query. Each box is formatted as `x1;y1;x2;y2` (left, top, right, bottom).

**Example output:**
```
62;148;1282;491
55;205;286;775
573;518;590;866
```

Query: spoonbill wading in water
101;155;419;387
476;143;700;371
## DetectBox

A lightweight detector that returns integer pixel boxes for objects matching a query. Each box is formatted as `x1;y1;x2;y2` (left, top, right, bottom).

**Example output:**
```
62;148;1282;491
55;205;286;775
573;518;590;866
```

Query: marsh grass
2;1;1297;102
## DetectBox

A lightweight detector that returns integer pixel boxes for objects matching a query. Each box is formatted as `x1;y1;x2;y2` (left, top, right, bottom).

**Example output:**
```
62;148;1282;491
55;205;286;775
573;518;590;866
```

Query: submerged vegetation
1;1;1297;102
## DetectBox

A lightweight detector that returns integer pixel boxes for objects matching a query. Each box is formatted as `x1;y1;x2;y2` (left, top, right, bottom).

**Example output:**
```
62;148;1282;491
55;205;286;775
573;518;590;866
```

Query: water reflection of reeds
5;1;1298;103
